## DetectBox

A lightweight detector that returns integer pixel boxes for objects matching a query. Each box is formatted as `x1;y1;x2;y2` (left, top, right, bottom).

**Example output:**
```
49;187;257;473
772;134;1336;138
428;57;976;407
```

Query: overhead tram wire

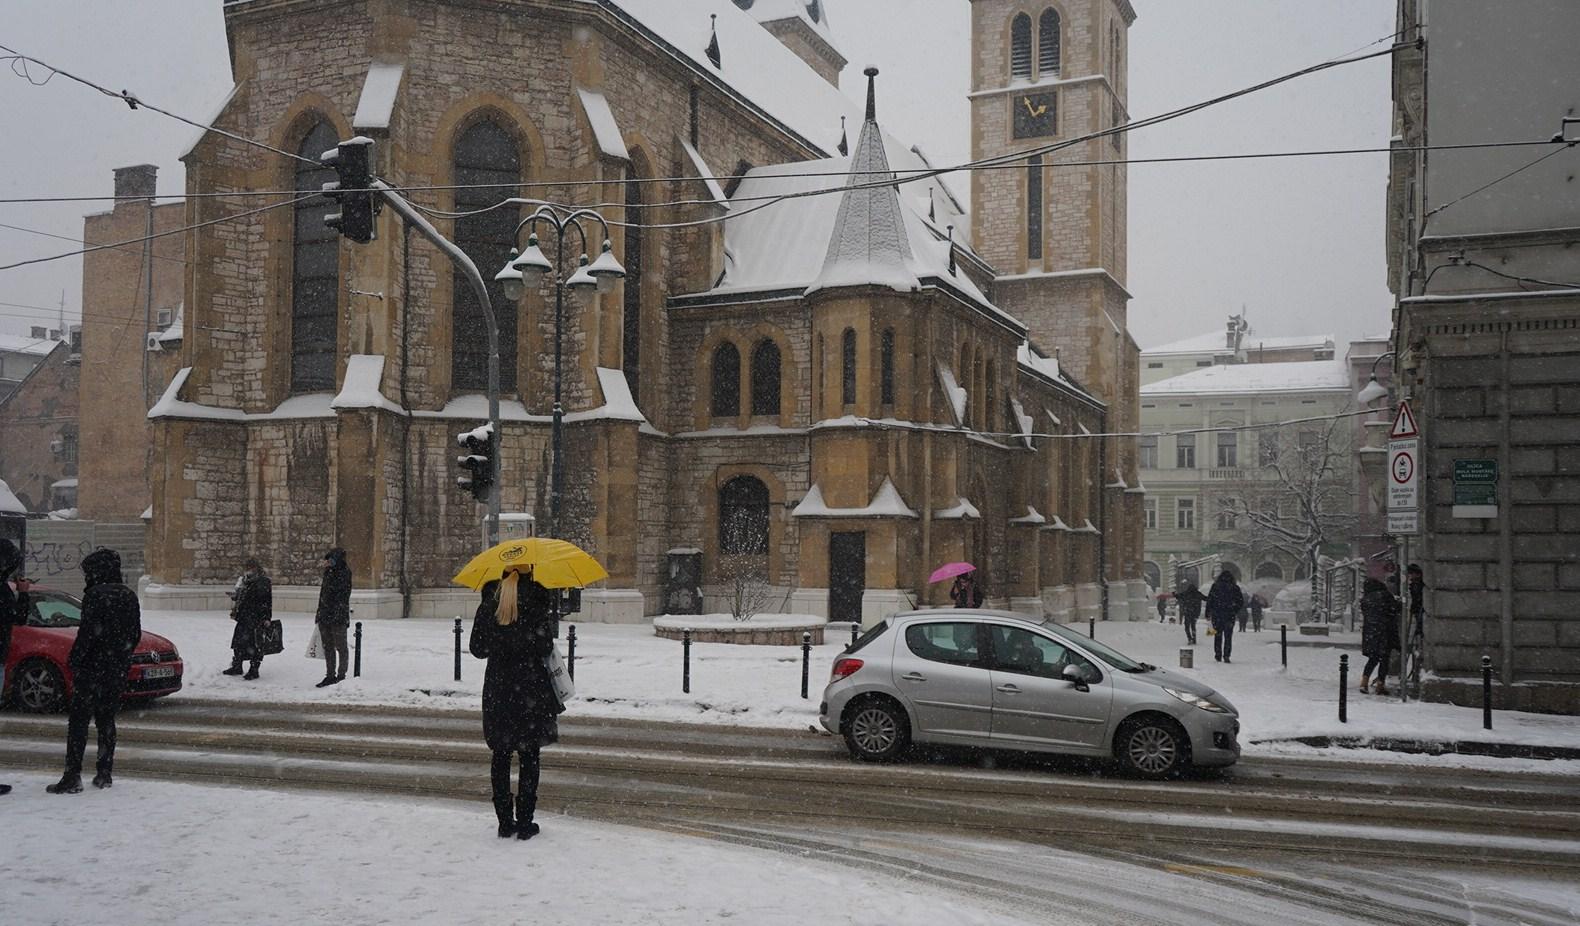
0;221;189;265
855;407;1385;444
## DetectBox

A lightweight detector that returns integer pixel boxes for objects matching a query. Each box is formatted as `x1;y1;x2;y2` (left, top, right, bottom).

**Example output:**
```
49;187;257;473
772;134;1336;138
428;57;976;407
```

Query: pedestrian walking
1205;570;1244;663
1236;599;1250;633
225;558;272;680
470;568;563;840
313;548;352;687
1359;577;1402;695
1155;593;1167;623
1249;593;1265;633
949;572;984;609
0;539;33;797
45;549;141;794
1176;581;1207;645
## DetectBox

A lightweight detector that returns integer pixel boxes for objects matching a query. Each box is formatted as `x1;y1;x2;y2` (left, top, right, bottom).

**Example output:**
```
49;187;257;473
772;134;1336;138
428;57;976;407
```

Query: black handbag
260;619;285;656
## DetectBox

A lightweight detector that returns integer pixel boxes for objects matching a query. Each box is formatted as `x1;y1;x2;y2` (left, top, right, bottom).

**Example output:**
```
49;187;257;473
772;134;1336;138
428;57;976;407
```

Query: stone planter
652;613;826;646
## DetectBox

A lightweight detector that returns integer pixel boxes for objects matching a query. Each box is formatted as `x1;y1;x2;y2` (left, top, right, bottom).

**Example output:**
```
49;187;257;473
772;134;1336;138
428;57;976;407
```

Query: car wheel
14;659;67;713
1115;716;1187;779
843;697;910;762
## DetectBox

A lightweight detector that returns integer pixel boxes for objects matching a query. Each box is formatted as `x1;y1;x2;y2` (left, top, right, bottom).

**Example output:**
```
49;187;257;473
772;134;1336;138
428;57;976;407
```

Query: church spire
808;67;919;295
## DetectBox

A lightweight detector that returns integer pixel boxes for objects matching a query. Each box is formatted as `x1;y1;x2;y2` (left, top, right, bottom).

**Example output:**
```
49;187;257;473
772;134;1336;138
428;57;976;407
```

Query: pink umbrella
928;562;977;584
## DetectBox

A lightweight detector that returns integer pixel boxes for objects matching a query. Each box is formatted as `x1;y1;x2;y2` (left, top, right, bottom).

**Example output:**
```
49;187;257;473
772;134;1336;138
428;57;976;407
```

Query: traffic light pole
372;181;501;545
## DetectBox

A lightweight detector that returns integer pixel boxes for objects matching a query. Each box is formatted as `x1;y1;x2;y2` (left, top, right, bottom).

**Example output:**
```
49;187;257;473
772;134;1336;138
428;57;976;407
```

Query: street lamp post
1356;350;1416;700
494;204;625;539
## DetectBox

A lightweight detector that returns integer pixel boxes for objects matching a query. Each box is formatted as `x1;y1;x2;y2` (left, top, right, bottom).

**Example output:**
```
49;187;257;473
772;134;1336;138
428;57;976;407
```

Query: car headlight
1163;687;1232;714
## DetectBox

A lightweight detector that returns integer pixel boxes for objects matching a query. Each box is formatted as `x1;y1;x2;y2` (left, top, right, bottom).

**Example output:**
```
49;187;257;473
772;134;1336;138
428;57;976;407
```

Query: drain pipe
1098;407;1109;622
398;223;412;620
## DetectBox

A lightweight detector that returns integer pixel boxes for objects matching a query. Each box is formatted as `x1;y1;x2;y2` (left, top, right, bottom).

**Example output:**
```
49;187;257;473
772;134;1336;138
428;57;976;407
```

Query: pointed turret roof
807;68;919;295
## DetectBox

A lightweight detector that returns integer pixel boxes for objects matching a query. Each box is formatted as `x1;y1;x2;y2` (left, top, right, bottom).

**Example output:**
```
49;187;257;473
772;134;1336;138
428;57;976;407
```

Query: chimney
113;164;158;202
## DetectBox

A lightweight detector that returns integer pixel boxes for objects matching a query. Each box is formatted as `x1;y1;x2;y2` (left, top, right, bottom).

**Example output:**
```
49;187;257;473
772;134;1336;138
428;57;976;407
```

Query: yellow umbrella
451;538;609;591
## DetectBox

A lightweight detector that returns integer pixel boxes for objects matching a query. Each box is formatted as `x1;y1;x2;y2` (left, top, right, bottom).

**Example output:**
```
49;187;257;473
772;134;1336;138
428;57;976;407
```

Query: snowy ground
1;772;1044;926
136;610;1580;763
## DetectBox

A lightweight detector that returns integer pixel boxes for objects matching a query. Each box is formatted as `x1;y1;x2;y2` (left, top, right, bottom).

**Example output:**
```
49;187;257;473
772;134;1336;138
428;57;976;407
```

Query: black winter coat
470;582;562;752
1176;586;1207;621
1361;582;1402;659
71;551;141;708
0;540;30;665
1205;575;1244;629
315;554;352;628
231;573;273;657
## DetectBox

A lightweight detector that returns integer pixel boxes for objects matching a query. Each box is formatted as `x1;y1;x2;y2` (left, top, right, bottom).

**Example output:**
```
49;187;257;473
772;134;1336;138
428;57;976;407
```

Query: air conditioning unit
49;438;65;454
145;332;163;352
156;308;174;328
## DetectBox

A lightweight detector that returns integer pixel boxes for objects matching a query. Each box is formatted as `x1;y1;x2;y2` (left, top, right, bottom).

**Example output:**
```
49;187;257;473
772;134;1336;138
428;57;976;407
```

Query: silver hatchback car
820;610;1240;778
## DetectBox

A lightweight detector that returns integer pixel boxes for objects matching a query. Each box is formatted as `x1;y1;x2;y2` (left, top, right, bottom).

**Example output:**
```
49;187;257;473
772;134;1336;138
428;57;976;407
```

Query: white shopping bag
304;625;323;660
545;644;574;705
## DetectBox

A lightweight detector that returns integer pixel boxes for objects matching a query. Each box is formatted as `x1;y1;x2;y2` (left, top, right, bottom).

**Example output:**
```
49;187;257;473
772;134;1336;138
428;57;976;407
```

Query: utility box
665;547;703;615
485;512;536;547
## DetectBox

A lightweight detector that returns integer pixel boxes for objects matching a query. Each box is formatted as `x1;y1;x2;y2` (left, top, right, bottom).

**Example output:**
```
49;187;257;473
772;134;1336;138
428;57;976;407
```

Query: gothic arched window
719;475;770;554
1038;9;1061;77
1010;13;1033;80
711;341;740;418
750;338;781;417
985;358;998;433
452;118;520;393
291;120;341;394
880;328;895;405
841;328;857;406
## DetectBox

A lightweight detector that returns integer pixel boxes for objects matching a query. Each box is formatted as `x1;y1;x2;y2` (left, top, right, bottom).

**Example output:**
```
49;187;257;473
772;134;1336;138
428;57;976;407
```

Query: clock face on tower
1012;91;1057;139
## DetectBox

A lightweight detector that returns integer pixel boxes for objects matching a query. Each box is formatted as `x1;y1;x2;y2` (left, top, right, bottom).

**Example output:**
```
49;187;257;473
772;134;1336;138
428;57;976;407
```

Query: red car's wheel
13;659;67;713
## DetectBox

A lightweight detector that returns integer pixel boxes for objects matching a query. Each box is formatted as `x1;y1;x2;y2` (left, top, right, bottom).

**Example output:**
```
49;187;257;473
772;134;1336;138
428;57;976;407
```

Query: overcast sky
0;0;1395;349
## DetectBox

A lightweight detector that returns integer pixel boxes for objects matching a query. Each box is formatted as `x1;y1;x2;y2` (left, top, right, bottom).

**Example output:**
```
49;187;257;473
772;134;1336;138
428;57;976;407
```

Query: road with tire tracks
4;698;1579;925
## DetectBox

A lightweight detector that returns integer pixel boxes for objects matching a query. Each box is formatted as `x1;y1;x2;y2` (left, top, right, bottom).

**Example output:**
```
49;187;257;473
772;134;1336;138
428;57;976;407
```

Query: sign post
1386;400;1420;535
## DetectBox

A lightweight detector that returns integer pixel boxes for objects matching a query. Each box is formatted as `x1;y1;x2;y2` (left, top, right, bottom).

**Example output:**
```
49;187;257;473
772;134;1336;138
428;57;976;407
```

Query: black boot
515;793;539;840
222;660;244;676
93;770;113;789
46;773;83;794
0;784;12;795
244;662;260;681
493;793;516;838
315;676;336;688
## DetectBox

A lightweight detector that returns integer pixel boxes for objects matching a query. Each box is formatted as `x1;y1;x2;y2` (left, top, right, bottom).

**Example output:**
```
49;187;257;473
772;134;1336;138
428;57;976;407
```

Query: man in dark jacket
225;558;273;680
314;548;352;687
46;548;141;794
1205;570;1245;663
1176;581;1206;645
1249;594;1266;632
1359;577;1402;694
0;538;33;796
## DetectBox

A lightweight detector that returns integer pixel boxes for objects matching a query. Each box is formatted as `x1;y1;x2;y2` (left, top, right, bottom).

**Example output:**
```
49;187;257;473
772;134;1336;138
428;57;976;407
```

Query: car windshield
1041;621;1147;672
31;595;82;629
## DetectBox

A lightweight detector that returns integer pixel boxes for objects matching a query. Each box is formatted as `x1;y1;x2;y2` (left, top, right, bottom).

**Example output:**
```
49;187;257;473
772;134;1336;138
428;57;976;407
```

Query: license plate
144;666;177;680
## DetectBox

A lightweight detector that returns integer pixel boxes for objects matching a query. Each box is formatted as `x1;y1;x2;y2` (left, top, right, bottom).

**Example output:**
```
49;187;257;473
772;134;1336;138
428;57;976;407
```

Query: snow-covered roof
0;333;60;356
678;136;729;209
1244;334;1335;351
0;478;24;514
935;363;967;426
793;477;917;518
576;88;630;161
353;63;405;131
1140;359;1352;396
156;304;184;344
934;497;981;520
1009;506;1045;525
330;355;405;416
1143;330;1334;357
738;0;838;53
180;82;243;160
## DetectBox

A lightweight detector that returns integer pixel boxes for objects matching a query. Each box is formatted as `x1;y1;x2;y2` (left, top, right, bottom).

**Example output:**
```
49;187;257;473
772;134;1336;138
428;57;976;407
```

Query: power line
1424;143;1574;219
852;408;1381;443
0;220;189;265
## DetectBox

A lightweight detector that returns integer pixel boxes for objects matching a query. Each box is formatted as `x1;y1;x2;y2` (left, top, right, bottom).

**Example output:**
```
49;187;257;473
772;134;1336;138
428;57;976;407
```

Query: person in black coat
1360;577;1402;695
1176;581;1207;645
1205;571;1245;663
470;568;563;840
46;548;141;794
225;558;273;680
313;548;352;688
0;539;33;796
949;572;984;609
1249;594;1266;633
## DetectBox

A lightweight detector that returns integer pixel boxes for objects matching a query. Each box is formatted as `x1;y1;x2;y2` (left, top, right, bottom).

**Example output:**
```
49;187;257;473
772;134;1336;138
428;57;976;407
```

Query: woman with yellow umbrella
458;538;606;840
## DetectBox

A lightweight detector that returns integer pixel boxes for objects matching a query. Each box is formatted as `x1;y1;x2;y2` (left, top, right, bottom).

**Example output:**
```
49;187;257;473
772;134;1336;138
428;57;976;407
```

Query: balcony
1208;468;1246;480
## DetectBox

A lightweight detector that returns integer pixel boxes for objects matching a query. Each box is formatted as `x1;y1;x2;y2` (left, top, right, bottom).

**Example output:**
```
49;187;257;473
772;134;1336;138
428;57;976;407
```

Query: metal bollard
353;621;363;678
850;622;860;649
453;618;463;682
1088;617;1095;639
801;631;812;700
567;624;577;682
1482;655;1493;730
1179;647;1193;670
1281;625;1288;669
682;628;692;694
1339;653;1348;723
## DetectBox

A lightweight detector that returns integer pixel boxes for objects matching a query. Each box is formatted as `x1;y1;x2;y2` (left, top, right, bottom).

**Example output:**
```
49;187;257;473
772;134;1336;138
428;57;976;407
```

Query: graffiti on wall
24;540;92;578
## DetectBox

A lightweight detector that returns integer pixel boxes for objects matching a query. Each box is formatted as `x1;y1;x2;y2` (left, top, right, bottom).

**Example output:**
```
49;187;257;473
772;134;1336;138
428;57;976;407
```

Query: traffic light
455;423;496;503
321;137;378;244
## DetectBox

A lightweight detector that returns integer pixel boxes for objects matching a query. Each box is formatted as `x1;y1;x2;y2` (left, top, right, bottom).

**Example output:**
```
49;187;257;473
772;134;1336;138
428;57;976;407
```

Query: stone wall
0;344;77;513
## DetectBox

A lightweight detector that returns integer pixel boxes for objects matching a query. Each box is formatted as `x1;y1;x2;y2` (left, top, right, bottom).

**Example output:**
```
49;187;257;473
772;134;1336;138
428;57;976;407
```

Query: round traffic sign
1392;450;1414;484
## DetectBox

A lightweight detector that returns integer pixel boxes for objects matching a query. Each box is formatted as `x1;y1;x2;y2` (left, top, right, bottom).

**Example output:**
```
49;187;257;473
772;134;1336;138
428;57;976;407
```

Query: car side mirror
1061;663;1090;690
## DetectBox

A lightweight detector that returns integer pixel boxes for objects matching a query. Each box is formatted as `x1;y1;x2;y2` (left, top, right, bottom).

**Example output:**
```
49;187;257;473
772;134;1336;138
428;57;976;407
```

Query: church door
828;531;866;625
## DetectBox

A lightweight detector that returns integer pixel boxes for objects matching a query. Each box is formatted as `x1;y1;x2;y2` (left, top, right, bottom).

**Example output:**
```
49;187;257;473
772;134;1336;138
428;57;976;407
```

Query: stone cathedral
146;0;1146;623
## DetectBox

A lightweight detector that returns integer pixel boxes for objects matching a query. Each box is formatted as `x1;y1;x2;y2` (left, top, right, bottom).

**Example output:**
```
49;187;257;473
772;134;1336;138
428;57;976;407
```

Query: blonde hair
495;570;521;625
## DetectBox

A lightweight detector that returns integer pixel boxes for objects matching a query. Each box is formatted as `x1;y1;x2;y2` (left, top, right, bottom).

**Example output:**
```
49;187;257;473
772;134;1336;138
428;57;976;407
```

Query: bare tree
1217;410;1359;579
718;518;773;622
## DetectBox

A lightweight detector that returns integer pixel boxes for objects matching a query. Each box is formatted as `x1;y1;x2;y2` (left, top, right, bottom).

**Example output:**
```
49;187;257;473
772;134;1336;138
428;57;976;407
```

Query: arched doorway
1254;561;1285;581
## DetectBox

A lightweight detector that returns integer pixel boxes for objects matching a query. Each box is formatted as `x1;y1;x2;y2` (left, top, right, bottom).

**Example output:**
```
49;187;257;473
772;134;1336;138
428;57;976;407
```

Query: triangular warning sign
1390;399;1419;439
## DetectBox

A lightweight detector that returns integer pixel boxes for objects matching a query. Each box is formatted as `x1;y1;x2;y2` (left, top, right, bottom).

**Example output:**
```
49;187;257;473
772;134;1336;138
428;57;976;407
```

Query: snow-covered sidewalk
1;772;1037;926
135;610;1580;761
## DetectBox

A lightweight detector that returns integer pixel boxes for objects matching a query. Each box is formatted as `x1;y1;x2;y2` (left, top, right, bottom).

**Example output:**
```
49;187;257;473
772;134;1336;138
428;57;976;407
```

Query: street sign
1453;483;1496;506
1388;510;1419;534
1452;457;1498;519
1388;439;1419;511
1390;400;1419;439
1453;459;1497;483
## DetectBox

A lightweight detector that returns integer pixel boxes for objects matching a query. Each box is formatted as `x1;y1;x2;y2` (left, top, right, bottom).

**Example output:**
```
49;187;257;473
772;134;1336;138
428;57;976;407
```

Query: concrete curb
1253;735;1580;761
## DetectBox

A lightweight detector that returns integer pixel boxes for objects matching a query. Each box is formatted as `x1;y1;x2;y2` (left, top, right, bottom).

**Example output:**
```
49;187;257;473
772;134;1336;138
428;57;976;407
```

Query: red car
3;584;183;713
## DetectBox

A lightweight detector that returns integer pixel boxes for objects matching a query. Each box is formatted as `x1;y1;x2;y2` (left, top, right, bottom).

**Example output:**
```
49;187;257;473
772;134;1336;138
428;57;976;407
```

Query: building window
1144;497;1157;529
1196;360;1213;367
622;163;645;403
1259;431;1280;466
58;429;79;464
880;328;895;405
1299;430;1320;452
452;118;520;393
1216;432;1237;468
719;475;770;554
1146;362;1163;369
1010;13;1033;80
291;120;341;394
1037;9;1061;77
1176;434;1196;469
1217;505;1237;531
711;342;740;418
1137;434;1158;469
841;328;857;406
1111;98;1125;151
985;359;997;432
1175;497;1195;531
1026;154;1043;260
750;338;780;417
